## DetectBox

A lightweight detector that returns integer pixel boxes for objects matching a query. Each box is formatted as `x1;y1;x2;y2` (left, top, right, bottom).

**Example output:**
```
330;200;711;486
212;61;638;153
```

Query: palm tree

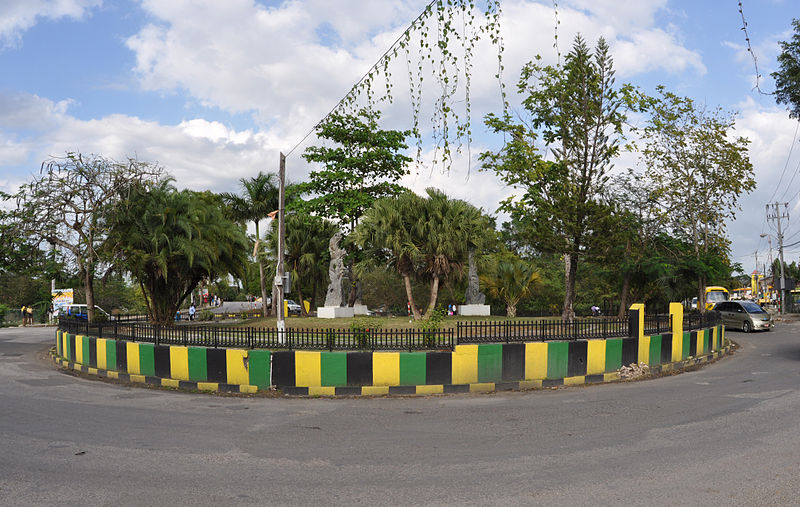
220;172;279;317
480;255;541;317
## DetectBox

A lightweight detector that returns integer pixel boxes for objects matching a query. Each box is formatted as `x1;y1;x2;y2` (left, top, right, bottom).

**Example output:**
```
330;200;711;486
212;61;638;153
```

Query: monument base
353;304;370;316
458;304;491;316
317;306;355;319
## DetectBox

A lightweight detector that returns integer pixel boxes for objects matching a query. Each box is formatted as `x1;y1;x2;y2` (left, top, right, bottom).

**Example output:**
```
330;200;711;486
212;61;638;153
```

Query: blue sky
0;0;797;276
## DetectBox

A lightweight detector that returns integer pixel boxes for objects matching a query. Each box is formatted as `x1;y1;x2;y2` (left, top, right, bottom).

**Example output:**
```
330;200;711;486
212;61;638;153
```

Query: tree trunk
424;275;441;319
258;258;269;318
562;253;577;322
507;303;517;318
83;261;96;323
618;271;631;319
403;273;422;320
346;259;358;307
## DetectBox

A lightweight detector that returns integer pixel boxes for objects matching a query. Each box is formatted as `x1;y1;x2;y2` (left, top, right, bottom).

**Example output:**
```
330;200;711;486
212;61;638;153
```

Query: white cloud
0;0;101;48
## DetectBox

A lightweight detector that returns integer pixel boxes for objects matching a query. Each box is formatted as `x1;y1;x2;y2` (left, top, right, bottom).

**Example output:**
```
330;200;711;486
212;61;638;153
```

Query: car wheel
742;320;751;333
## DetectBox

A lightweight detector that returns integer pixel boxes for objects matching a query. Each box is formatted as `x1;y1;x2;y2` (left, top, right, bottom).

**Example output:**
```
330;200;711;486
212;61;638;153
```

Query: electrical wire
770;120;800;202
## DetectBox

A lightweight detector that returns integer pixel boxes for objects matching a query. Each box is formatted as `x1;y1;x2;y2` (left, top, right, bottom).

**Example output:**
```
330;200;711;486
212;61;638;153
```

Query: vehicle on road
57;304;111;321
704;286;729;310
713;300;771;332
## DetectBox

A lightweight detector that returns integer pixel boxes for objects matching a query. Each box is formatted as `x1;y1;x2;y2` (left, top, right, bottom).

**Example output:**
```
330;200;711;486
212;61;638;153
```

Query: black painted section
689;331;698;357
178;380;196;390
567;340;588;377
153;345;171;378
388;385;417;395
501;343;525;381
444;384;470;394
660;333;673;363
495;382;518;391
115;340;127;372
585;374;605;384
621;337;638;366
217;383;238;393
425;352;452;385
206;348;227;383
346;352;373;386
282;386;309;396
88;337;97;368
628;309;640;338
68;334;76;362
335;386;362;396
271;351;295;387
118;373;130;382
542;378;564;388
145;376;161;386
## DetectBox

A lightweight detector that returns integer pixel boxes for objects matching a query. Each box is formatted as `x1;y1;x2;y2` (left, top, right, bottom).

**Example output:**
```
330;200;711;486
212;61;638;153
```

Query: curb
50;343;733;397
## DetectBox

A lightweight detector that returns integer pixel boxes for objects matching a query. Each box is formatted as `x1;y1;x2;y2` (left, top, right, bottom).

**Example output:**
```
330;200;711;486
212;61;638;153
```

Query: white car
285;300;302;315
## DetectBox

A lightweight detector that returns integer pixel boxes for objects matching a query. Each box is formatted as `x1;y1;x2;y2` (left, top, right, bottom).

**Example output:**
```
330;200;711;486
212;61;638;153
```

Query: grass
234;314;558;330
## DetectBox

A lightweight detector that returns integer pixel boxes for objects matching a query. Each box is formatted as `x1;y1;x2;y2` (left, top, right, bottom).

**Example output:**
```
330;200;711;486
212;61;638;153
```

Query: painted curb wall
53;324;728;396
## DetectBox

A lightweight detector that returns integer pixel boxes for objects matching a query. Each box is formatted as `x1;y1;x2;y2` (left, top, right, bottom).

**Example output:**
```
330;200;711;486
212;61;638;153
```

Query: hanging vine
288;0;505;176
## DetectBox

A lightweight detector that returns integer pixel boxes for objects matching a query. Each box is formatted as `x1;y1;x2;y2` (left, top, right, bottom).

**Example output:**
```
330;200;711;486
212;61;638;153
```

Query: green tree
637;86;755;308
220;172;279;317
480;253;541;318
105;180;249;324
772;18;800;118
299;108;412;306
482;36;627;321
10;153;162;322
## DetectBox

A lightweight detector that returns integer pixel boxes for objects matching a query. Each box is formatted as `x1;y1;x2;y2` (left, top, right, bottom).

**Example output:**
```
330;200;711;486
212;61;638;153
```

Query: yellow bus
704;286;729;310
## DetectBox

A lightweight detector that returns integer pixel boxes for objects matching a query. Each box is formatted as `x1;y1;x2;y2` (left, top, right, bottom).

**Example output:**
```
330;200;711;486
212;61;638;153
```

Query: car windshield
740;301;766;313
706;291;728;302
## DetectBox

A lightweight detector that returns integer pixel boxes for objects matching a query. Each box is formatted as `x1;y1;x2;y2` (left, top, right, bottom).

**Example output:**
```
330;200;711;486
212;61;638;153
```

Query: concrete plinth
458;304;491;316
353;304;370;316
317;306;355;319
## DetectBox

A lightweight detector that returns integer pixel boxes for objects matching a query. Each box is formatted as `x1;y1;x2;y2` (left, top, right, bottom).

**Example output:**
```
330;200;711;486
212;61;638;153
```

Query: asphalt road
1;324;799;505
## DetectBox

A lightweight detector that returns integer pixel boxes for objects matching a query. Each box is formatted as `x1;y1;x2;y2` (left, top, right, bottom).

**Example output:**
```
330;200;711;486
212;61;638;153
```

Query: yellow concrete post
669;302;683;362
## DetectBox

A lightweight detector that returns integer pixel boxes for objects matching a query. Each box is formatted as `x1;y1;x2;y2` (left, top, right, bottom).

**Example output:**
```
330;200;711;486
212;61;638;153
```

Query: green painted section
477;344;503;383
81;336;89;364
604;338;622;372
187;347;207;382
648;335;662;366
105;340;116;370
682;332;691;360
320;352;347;386
248;350;271;388
399;353;426;385
138;343;155;377
547;342;569;379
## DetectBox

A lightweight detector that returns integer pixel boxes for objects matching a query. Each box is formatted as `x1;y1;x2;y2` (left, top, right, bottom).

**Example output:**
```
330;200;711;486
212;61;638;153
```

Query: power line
773;119;800;201
738;0;773;95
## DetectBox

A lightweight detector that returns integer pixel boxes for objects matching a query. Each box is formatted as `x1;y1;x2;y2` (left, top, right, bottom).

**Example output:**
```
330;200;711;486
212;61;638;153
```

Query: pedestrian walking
189;303;196;321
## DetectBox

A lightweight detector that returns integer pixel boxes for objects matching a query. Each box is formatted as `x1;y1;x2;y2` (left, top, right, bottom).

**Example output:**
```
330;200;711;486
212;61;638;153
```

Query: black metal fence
59;311;720;352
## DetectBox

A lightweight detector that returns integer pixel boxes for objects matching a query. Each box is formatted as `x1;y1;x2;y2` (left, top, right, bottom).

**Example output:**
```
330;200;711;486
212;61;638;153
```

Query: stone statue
464;248;486;305
324;230;345;307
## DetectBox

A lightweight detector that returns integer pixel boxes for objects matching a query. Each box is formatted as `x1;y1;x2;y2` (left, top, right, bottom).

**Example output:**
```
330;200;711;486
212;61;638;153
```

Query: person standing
189;303;196;321
20;306;27;326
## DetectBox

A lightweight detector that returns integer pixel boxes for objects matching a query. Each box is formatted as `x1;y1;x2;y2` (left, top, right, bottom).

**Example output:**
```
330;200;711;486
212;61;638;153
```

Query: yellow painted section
308;386;335;396
372;352;400;386
169;346;189;381
126;342;140;375
295;351;321;387
239;385;258;394
451;344;479;384
469;382;495;393
630;303;645;340
604;372;620;382
225;349;249;385
638;335;650;365
670;302;684;362
525;342;548;380
416;384;443;395
586;340;606;375
130;374;146;383
75;335;84;365
362;386;390;396
87;368;98;375
162;378;179;388
519;380;543;390
106;371;119;379
96;339;107;370
197;382;218;391
564;376;585;386
61;334;66;358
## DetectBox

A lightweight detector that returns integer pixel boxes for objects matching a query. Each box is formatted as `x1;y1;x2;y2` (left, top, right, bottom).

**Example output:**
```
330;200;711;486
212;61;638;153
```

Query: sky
0;0;798;277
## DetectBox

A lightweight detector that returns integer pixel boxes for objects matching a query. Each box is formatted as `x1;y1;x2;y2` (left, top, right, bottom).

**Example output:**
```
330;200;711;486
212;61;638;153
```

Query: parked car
285;299;302;316
57;304;111;321
713;300;771;332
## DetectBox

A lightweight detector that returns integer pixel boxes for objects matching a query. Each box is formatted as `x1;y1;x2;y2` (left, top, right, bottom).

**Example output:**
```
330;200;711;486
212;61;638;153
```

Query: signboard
52;288;74;312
